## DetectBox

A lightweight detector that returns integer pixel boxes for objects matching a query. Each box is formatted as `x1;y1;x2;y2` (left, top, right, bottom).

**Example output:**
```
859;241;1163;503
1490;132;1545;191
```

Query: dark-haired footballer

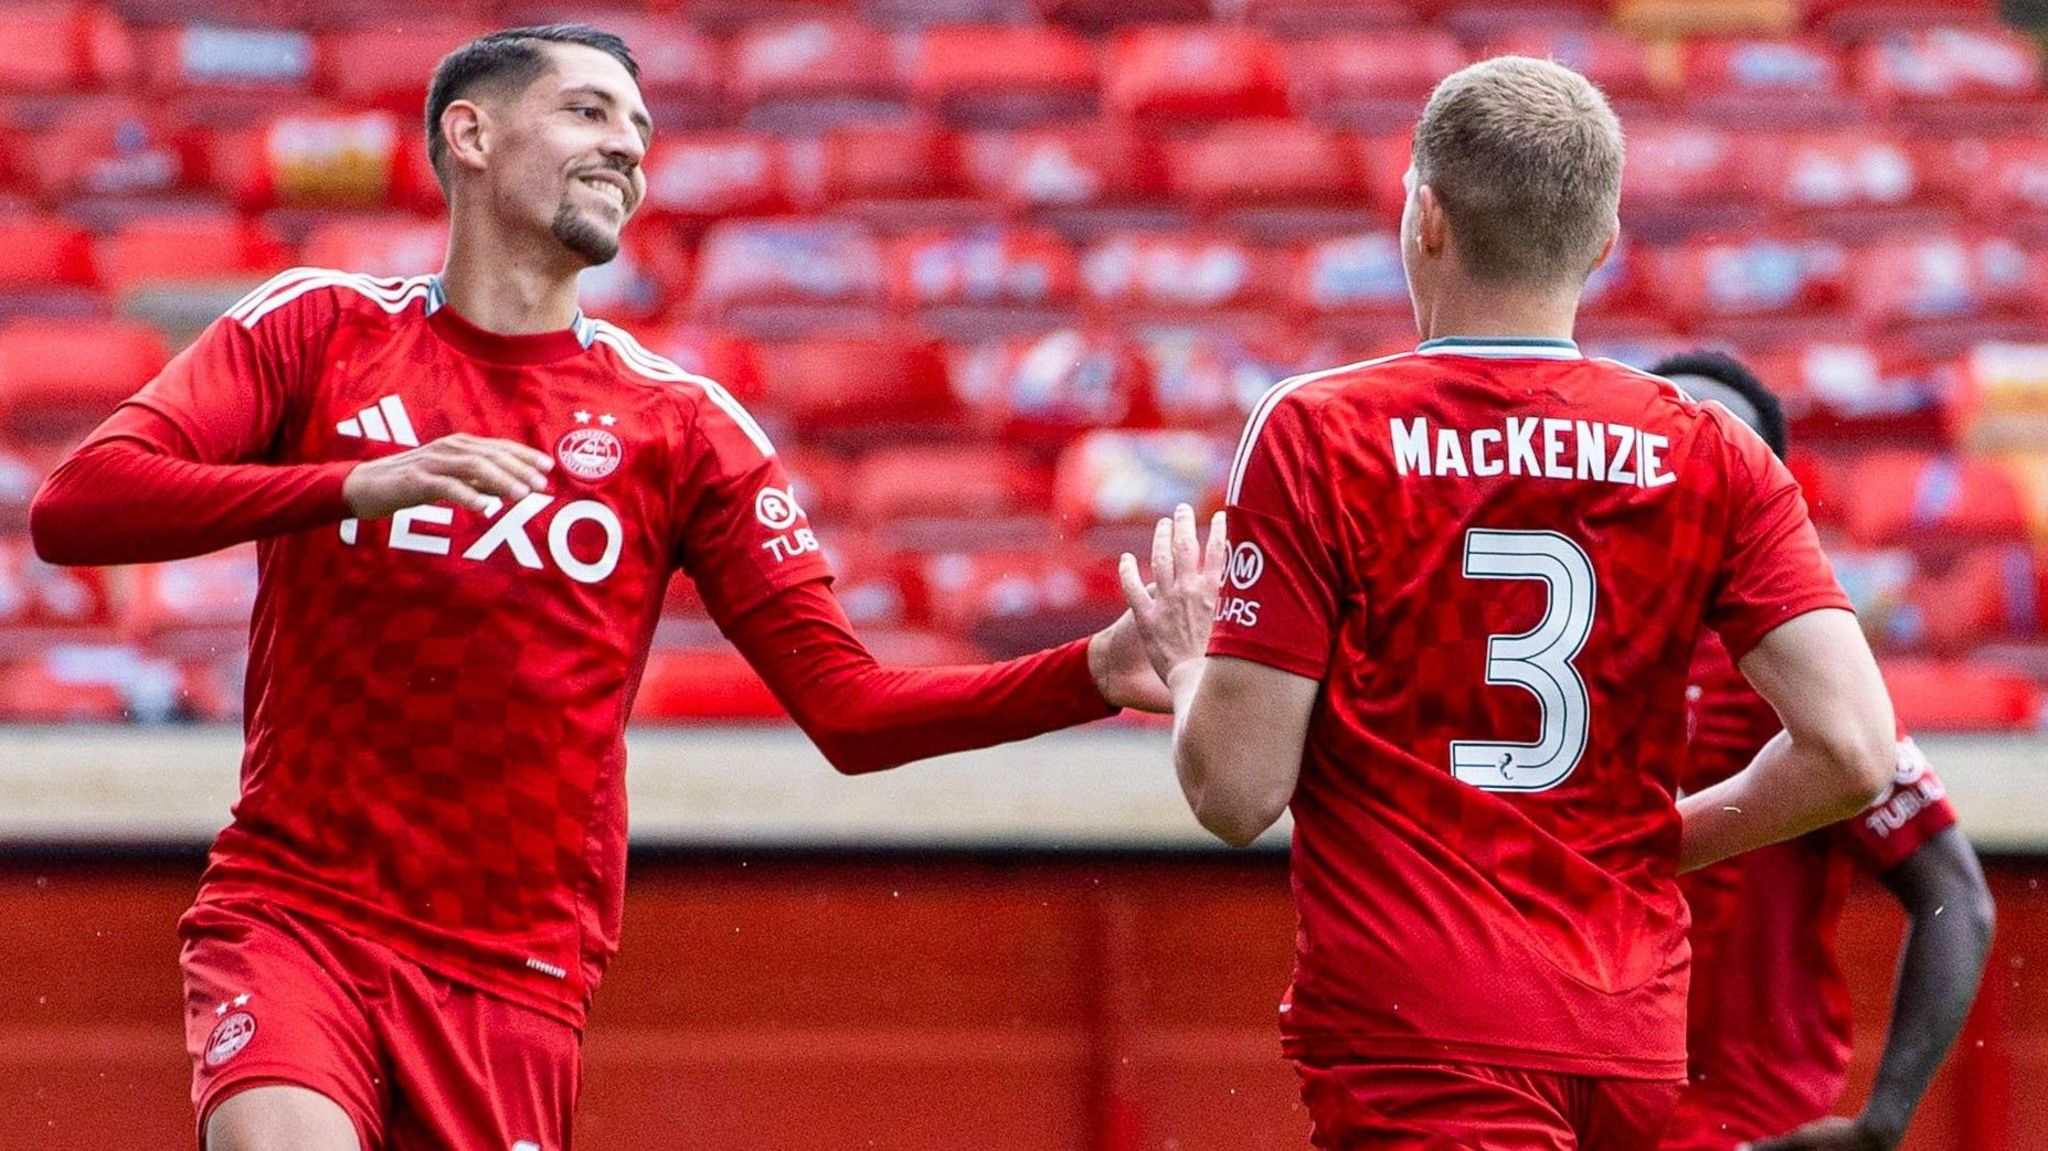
30;25;1168;1151
1652;351;1995;1151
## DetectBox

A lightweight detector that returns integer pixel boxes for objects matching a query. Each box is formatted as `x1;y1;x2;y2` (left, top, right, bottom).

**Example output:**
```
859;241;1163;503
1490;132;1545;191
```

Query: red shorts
1294;1059;1685;1151
180;898;580;1151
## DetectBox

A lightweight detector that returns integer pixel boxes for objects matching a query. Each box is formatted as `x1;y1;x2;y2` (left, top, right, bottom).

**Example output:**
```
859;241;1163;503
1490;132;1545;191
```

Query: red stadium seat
0;316;168;444
594;17;726;128
847;443;1050;527
575;222;693;325
733;18;905;131
14;96;196;208
1746;131;1952;239
805;121;1001;233
1483;28;1663;107
632;648;785;721
1081;231;1293;333
121;545;259;652
1136;327;1311;431
299;213;446;278
756;333;961;445
1104;27;1289;123
1680;37;1865;129
1286;31;1466;133
1165;120;1372;242
0;654;132;722
1838;451;2029;549
906;543;1125;656
1853;235;2047;356
91;212;291;296
1052;429;1232;530
1901;543;2045;653
1800;0;1999;39
0;3;135;93
1239;0;1423;35
681;0;861;34
1880;656;2041;731
1661;234;1853;348
912;25;1099;128
0;213;95;288
1426;0;1607;41
1828;543;1919;649
637;129;791;226
213;109;415;212
1744;341;1952;445
1292;230;1411;324
1038;0;1210;32
1923;136;2048;244
689;218;888;337
0;536;114;643
962;125;1181;240
314;22;487;113
948;328;1158;446
1576;235;1676;341
1619;123;1759;243
632;326;769;411
887;225;1080;339
1854;27;2047;133
1952;342;2048;453
775;444;853;524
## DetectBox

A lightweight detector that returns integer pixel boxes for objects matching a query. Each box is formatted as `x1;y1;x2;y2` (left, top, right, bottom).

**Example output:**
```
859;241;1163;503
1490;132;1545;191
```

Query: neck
1414;275;1580;344
438;202;585;335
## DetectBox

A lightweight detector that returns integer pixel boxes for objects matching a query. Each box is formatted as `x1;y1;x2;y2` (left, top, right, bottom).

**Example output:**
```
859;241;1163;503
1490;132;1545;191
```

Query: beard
551;197;621;266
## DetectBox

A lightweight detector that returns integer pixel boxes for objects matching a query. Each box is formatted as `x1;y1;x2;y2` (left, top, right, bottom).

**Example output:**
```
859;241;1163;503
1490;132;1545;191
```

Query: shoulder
225;267;439;331
1227;352;1415;499
583;318;777;458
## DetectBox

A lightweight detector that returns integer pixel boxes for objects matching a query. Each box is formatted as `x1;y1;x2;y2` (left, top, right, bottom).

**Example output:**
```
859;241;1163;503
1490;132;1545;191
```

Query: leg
1581;1076;1685;1151
206;1085;360;1151
379;966;581;1151
1294;1060;1578;1151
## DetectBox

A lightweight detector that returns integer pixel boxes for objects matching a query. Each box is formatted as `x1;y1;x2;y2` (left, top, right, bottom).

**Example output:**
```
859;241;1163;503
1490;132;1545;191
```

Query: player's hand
1117;504;1228;688
1088;607;1171;713
342;434;554;520
1741;1117;1893;1151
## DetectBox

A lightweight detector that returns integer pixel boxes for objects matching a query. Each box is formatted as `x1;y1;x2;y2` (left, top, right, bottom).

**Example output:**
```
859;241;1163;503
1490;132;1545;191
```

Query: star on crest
573;410;592;424
233;993;251;1007
598;413;617;427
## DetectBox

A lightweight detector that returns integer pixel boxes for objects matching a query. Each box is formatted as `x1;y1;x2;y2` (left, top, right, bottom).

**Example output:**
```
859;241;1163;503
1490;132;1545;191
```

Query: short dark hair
425;24;639;193
1649;349;1788;459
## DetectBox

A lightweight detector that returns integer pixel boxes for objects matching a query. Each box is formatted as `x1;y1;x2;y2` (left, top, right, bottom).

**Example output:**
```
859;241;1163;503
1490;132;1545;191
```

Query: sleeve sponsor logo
1217;541;1264;626
755;486;819;563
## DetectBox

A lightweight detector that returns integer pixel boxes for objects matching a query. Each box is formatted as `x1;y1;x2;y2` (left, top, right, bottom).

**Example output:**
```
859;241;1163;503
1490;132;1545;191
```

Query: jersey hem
1280;1031;1687;1081
1716;592;1855;664
1206;636;1329;681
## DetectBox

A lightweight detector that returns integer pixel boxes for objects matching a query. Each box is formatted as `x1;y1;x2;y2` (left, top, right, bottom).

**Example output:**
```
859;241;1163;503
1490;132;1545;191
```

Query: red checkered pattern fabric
1207;338;1851;1078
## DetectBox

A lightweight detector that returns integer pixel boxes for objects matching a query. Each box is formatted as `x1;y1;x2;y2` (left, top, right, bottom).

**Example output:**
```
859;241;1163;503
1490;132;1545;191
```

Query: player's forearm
1678;728;1889;872
31;438;354;565
1169;658;1301;848
1861;830;1996;1146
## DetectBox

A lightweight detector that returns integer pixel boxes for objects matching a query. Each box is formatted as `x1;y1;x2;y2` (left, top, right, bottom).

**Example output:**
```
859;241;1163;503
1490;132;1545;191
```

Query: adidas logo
336;395;420;447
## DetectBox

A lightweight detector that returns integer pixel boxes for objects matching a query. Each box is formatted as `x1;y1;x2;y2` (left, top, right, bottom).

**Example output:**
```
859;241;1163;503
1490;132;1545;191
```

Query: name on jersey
1390;417;1677;488
339;494;624;584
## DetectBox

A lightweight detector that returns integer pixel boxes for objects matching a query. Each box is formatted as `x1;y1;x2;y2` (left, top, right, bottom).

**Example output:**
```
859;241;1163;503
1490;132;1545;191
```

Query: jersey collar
423;276;598;364
1416;336;1583;360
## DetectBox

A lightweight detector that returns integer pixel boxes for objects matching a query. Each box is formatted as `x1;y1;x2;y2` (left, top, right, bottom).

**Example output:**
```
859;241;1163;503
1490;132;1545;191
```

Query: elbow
1189;788;1287;849
1812;720;1897;816
26;483;85;566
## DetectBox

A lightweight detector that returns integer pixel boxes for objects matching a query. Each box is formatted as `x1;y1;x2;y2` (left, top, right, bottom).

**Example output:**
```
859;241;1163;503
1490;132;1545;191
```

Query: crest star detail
598;413;617;426
573;411;592;424
233;993;251;1007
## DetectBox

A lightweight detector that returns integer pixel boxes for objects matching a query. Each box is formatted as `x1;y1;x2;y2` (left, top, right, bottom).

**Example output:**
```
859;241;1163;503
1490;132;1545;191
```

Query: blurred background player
1649;350;1995;1151
28;24;1167;1151
1119;57;1898;1150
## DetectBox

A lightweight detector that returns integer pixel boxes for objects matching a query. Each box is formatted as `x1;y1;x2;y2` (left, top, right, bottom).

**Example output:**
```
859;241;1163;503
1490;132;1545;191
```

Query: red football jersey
1665;635;1957;1149
132;269;833;1025
1208;336;1851;1079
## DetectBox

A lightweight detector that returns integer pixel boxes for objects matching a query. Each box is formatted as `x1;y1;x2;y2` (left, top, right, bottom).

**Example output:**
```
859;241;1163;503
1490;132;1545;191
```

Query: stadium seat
1292;230;1411;326
1611;0;1799;40
1165;120;1373;242
732;18;906;131
1136;327;1309;430
15;96;195;209
948;328;1159;446
1880;656;2042;730
756;332;962;445
1923;135;2048;244
1838;450;2029;550
1854;27;2048;133
632;648;785;721
774;443;852;523
962;125;1183;240
804;121;1001;233
0;537;114;645
0;316;167;445
136;22;314;127
0;213;96;289
1286;30;1466;133
120;545;258;657
1800;0;2001;40
894;541;1122;656
575;221;692;325
1748;131;1952;239
91;211;290;296
1679;37;1865;129
1426;0;1607;41
887;224;1081;339
1828;543;1920;649
912;25;1099;129
1482;28;1663;108
213;108;412;212
1081;231;1293;333
631;326;769;412
1853;235;2046;356
1576;235;1676;341
591;17;727;130
1104;27;1289;123
0;3;136;94
1951;341;2048;453
637;129;791;226
846;443;1051;527
681;0;862;34
1901;543;2044;653
1661;234;1853;348
1052;429;1232;530
689;218;889;337
1238;0;1424;36
1618;122;1759;243
314;22;487;113
299;213;446;278
0;652;135;722
1744;341;1953;445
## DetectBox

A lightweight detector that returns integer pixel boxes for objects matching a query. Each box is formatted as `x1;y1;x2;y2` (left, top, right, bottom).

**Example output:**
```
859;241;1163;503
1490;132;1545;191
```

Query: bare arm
1679;609;1896;872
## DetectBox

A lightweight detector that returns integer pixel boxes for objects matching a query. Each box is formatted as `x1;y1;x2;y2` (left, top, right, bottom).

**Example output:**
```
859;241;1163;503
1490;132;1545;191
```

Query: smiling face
480;42;651;266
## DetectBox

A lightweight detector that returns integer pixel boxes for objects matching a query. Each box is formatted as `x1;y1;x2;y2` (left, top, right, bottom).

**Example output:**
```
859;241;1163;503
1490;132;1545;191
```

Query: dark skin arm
1744;826;1995;1151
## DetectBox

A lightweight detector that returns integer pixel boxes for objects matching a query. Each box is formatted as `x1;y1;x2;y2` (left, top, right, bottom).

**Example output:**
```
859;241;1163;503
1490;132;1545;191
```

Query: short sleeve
1206;385;1341;679
1841;736;1960;874
122;271;332;464
670;393;834;624
1703;409;1853;660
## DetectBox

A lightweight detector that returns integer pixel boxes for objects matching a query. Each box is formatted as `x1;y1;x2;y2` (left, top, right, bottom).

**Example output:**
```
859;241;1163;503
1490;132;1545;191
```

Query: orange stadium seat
912;24;1099;128
1080;230;1293;334
1854;26;2048;133
886;224;1081;339
639;129;791;228
1104;26;1290;123
1618;122;1759;242
962;124;1182;239
689;217;888;336
213;108;416;212
1239;0;1424;36
1286;30;1466;132
1661;233;1853;348
632;648;785;721
0;316;167;444
1749;131;1953;239
756;333;962;445
91;211;291;296
1052;428;1232;530
1838;450;2030;549
947;327;1158;446
1166;120;1373;241
1880;656;2042;730
1679;37;1865;128
1951;341;2048;453
0;3;135;94
807;120;1002;232
1853;234;2047;355
314;22;488;113
732;17;905;131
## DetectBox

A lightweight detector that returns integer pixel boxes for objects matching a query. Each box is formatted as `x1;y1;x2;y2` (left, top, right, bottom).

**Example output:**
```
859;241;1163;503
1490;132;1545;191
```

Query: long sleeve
30;405;355;565
724;578;1117;775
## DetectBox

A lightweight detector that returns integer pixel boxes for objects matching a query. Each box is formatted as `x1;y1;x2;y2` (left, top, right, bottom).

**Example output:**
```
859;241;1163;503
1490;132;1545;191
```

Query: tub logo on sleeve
756;486;820;563
204;993;258;1067
557;412;623;482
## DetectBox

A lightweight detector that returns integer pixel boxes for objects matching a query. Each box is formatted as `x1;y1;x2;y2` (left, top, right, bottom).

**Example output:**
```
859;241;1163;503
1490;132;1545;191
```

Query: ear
441;99;490;178
1588;219;1621;275
1417;183;1449;258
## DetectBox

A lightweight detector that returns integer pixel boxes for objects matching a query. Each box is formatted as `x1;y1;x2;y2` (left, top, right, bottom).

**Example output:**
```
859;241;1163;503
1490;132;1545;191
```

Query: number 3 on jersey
1449;529;1596;793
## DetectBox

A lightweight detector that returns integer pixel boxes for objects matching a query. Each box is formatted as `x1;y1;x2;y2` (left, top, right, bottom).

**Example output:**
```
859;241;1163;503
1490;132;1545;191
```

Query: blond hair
1411;56;1623;287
